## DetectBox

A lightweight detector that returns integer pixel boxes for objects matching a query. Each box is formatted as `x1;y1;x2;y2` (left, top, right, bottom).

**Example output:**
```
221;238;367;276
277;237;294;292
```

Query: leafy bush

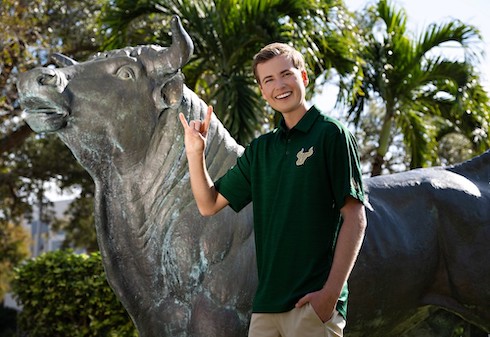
11;250;138;337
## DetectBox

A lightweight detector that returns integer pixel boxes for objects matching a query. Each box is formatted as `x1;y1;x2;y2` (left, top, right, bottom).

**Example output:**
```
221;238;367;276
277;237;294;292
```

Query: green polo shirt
214;105;364;319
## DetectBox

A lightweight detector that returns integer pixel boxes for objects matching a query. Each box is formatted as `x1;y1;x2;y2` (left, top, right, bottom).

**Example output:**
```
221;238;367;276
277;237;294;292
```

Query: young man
179;43;367;337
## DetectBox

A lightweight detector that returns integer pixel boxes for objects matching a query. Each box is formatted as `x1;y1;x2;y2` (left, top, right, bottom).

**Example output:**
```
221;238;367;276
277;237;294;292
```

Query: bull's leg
190;295;249;337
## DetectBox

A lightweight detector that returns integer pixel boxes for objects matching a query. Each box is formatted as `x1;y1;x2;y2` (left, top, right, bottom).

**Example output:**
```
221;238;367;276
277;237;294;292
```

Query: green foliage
52;194;98;252
0;221;29;300
345;0;490;175
100;0;360;144
1;0;105;140
1;132;96;251
11;250;137;337
0;0;102;266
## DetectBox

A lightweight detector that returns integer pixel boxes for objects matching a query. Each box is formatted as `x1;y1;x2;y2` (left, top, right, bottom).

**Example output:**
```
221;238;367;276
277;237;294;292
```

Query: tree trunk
371;152;384;176
371;101;395;176
371;116;393;176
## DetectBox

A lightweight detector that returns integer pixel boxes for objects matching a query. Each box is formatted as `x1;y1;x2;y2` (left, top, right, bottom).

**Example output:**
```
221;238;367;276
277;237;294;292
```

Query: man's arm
296;196;367;321
179;106;229;216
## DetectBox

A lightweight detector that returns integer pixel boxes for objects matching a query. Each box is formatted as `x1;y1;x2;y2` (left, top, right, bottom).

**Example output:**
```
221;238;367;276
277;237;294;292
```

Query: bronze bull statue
17;16;490;337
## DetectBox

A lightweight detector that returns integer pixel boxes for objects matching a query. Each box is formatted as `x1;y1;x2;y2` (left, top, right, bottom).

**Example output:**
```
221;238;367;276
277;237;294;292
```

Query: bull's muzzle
18;67;70;133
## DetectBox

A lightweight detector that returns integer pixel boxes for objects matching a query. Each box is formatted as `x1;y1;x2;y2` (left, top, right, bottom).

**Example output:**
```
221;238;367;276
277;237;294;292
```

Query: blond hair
252;43;306;84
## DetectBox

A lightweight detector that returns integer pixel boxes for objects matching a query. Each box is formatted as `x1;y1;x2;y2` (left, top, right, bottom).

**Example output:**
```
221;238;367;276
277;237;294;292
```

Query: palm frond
396;109;437;168
377;0;408;36
416;20;483;65
211;73;263;144
346;0;489;172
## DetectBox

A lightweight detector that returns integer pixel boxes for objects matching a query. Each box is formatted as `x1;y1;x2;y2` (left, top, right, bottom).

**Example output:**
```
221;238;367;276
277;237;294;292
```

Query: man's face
256;54;308;115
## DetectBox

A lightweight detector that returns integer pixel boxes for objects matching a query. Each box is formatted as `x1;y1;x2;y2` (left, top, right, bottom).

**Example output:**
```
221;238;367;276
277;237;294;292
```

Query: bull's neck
141;87;243;208
83;87;245;325
95;86;243;235
89;87;243;315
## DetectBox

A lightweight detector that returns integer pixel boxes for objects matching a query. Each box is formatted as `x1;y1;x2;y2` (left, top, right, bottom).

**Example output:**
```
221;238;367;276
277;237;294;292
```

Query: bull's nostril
37;73;58;86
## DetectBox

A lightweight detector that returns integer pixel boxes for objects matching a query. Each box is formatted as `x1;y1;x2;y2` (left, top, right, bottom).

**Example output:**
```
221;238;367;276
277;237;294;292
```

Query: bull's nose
36;68;59;86
18;67;68;95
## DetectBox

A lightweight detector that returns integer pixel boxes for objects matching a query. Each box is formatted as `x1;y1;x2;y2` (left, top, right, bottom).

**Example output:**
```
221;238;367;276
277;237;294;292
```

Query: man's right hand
178;105;229;216
179;105;213;155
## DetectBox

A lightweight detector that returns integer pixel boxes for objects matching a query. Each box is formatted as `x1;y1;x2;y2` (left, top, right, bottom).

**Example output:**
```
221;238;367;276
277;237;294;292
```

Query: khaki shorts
248;303;346;337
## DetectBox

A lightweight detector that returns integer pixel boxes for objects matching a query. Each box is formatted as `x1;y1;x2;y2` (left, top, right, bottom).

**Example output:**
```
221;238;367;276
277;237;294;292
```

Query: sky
346;0;490;84
313;0;490;113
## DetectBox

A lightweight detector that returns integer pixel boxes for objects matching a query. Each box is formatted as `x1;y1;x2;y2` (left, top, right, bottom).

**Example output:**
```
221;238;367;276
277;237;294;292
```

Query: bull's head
18;16;193;171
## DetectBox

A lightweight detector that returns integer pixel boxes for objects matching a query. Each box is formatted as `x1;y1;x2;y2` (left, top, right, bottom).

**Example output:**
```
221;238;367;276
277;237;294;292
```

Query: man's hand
178;105;228;216
179;105;213;155
295;288;337;323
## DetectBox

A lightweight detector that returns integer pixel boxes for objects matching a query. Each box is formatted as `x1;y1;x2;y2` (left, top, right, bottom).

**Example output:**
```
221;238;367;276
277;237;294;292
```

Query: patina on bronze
17;15;490;337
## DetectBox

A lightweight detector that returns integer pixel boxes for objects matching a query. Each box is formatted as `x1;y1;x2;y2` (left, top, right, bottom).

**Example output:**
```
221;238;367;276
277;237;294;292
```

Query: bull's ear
153;73;184;112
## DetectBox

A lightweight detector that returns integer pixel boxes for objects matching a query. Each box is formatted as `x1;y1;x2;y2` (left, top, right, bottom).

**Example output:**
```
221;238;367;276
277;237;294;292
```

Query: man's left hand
295;288;337;323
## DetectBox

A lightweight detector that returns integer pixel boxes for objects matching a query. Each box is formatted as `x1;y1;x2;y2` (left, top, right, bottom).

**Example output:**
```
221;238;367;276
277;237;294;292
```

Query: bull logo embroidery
296;146;314;166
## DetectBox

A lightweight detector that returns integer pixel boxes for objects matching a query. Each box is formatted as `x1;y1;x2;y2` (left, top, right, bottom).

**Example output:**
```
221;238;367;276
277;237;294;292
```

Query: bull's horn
161;15;194;71
51;53;78;67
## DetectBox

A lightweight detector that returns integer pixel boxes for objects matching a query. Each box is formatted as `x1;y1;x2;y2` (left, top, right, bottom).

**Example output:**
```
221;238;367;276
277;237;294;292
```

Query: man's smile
275;91;292;99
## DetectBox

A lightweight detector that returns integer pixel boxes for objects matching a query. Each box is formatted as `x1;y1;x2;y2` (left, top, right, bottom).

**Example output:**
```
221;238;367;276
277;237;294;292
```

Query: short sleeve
214;145;253;213
328;126;365;210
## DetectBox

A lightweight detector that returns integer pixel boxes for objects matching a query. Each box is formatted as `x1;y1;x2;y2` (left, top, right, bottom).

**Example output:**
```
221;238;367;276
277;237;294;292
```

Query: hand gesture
179;106;213;155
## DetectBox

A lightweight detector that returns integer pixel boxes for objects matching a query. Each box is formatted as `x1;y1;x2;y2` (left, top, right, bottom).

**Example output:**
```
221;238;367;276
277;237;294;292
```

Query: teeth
276;92;291;99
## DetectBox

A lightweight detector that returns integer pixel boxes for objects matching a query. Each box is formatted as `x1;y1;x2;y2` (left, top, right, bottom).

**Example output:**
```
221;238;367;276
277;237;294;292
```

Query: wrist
321;284;342;303
186;149;205;162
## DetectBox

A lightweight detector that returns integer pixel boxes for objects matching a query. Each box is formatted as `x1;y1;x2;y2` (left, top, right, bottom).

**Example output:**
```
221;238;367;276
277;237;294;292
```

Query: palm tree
343;0;490;176
99;0;360;144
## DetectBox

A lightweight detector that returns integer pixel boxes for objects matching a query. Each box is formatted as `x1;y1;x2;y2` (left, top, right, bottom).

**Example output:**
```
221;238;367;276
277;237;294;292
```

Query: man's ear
301;70;309;87
259;84;266;99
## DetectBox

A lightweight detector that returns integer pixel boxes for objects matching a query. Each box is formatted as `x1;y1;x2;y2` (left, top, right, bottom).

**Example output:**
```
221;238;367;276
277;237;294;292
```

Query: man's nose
275;78;286;89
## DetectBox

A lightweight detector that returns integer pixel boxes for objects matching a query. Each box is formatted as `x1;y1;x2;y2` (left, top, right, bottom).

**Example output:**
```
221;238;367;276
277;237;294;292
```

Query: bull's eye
116;65;136;80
